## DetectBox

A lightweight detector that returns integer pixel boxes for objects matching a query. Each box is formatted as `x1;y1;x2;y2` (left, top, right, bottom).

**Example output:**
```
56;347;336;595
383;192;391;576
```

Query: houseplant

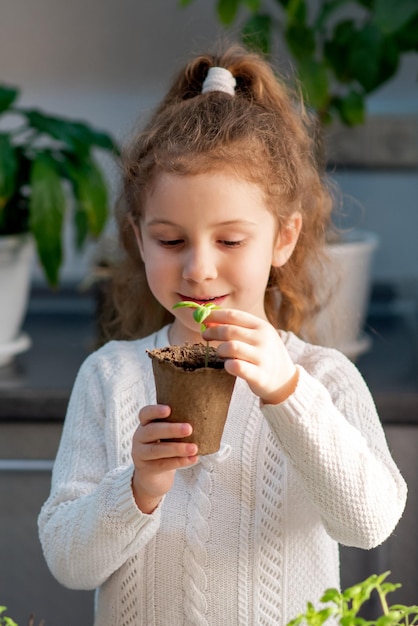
148;301;236;455
0;606;44;626
0;83;118;364
178;0;418;358
180;0;418;130
287;571;418;626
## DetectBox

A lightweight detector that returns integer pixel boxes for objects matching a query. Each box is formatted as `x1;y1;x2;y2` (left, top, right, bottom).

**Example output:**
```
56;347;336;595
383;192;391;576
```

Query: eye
158;239;184;247
220;239;244;247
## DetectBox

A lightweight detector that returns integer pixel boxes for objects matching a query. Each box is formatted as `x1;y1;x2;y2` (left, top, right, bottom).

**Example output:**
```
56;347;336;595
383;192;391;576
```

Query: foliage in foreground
288;572;418;626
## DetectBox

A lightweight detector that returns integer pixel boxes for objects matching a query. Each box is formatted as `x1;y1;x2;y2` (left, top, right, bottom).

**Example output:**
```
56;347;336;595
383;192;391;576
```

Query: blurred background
0;1;417;624
1;0;417;291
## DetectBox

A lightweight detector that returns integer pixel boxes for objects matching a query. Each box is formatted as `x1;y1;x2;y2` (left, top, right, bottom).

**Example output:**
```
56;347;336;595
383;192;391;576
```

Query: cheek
142;250;177;294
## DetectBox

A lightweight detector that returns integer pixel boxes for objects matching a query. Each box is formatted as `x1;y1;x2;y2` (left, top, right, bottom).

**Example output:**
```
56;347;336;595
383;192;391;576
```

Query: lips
177;295;227;306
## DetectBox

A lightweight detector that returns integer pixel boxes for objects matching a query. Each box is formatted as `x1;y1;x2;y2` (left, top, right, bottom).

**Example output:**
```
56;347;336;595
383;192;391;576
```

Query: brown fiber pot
147;344;236;455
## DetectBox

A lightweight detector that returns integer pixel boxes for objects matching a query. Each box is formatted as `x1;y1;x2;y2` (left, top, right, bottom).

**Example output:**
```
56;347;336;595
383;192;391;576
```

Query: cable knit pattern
183;460;212;626
38;325;407;626
238;393;259;626
258;428;285;625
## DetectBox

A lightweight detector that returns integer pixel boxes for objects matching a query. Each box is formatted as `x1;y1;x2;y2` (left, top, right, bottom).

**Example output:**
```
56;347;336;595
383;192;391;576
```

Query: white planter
0;234;34;366
311;230;379;360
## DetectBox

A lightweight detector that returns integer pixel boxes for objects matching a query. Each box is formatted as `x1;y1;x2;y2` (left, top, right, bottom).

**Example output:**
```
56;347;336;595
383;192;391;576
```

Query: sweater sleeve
261;348;407;549
38;350;161;590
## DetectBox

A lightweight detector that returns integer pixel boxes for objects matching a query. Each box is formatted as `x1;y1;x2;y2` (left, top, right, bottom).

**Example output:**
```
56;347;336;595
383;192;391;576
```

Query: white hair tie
201;66;236;96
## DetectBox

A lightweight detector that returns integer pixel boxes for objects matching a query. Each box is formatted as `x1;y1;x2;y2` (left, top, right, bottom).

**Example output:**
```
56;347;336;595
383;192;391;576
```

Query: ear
271;211;302;268
128;214;145;261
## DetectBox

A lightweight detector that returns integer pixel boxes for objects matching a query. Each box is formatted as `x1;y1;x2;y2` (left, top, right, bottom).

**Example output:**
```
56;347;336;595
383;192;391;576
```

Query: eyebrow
144;219;258;227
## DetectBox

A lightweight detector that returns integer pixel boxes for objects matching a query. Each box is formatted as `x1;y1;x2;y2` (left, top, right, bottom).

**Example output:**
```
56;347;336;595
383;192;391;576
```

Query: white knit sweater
38;326;407;626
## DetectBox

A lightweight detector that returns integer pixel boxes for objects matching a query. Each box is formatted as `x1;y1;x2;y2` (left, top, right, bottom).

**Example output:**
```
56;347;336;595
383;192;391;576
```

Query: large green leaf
242;14;273;54
314;0;353;31
23;109;116;157
394;13;418;51
0;85;19;114
243;0;260;10
0;134;18;211
373;0;418;34
65;156;108;242
217;0;241;25
29;153;66;286
325;19;358;83
349;26;399;92
73;202;89;250
333;90;365;126
285;0;308;26
286;22;316;62
296;58;330;111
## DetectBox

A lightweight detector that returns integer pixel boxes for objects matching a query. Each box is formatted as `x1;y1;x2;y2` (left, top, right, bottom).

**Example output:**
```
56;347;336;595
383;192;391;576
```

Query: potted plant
0;83;118;365
180;0;418;129
0;606;44;626
178;0;418;359
147;301;236;455
287;571;418;626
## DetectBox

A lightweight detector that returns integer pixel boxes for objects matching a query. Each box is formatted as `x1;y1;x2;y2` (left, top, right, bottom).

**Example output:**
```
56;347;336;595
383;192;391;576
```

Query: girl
39;45;407;626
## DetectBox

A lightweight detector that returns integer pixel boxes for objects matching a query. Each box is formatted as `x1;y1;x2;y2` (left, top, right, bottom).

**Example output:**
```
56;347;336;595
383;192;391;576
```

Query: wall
1;0;417;291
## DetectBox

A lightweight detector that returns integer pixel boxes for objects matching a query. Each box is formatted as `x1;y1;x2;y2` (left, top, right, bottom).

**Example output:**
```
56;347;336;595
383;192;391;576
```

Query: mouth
177;294;227;306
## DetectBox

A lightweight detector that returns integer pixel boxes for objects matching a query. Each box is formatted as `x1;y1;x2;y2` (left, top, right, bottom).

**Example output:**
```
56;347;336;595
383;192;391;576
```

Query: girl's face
135;171;300;345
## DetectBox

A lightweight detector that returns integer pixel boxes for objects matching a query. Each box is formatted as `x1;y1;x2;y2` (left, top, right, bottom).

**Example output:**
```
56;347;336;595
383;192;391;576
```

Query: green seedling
287;571;418;626
0;606;18;626
0;607;44;626
173;301;220;367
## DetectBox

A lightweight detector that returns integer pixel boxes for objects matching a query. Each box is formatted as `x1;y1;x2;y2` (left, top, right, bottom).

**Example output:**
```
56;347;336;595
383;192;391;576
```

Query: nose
182;244;218;283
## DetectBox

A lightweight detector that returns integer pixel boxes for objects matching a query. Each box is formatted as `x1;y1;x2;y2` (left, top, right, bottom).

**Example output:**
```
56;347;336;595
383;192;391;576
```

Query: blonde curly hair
102;44;335;341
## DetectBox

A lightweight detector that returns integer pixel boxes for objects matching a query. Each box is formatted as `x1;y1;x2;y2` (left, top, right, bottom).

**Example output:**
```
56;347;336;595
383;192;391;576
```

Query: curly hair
102;43;335;341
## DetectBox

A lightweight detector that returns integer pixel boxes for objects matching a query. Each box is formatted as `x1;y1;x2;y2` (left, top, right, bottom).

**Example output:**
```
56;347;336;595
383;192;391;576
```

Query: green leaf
217;0;241;25
23;109;116;157
173;301;220;331
296;58;330;110
173;300;199;309
65;156;108;240
0;134;18;210
333;91;365;126
29;152;66;286
285;22;316;61
324;19;358;82
242;14;273;54
0;85;19;113
394;13;418;51
73;201;89;250
373;0;418;34
348;25;399;92
285;0;308;26
315;0;352;31
243;0;260;10
321;587;342;604
179;0;194;5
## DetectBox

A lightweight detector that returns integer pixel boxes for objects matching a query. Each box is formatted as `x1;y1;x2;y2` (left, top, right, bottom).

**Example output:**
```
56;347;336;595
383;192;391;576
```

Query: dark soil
147;344;225;370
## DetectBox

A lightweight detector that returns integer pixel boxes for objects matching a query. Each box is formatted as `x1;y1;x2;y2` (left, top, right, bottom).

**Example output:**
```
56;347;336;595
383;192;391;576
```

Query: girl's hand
132;404;198;513
202;308;298;405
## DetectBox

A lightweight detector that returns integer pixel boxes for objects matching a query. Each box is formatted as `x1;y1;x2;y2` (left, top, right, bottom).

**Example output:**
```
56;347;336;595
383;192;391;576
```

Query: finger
139;404;171;426
139;421;193;444
141;440;198;462
203;323;260;347
205;308;261;329
141;453;199;474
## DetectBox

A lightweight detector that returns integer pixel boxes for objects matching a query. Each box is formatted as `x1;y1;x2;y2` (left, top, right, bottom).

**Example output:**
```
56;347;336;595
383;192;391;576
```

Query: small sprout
173;301;220;332
173;301;221;366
